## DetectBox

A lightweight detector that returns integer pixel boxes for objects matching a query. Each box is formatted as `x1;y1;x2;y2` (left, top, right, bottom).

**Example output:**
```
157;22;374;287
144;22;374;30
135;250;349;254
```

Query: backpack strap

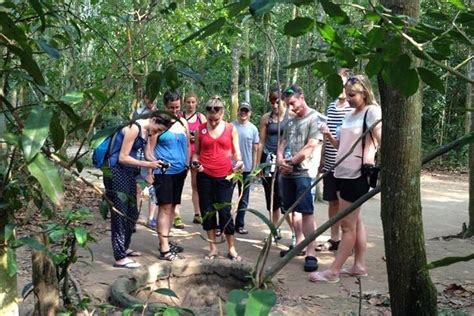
106;122;141;165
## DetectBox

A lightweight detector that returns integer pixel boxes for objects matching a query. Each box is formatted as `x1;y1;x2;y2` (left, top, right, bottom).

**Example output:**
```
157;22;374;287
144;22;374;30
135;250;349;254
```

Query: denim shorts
280;176;314;214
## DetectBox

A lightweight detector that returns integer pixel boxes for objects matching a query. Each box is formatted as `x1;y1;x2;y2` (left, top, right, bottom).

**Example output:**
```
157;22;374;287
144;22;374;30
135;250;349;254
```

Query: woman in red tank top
191;96;244;261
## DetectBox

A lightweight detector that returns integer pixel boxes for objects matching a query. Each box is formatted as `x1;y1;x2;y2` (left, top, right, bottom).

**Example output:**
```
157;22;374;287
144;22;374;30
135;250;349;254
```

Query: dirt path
18;171;473;315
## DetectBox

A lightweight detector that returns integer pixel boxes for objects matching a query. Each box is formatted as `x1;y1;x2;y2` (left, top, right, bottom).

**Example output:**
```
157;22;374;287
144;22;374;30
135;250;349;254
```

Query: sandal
158;250;179;262
113;259;141;269
308;270;340;283
315;239;340;252
236;227;248;235
169;241;184;253
340;267;368;277
205;253;219;260
126;249;142;257
303;256;319;272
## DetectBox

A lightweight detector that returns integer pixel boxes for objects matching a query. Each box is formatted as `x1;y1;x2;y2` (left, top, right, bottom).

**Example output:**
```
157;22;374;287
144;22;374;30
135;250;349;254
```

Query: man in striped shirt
317;70;353;252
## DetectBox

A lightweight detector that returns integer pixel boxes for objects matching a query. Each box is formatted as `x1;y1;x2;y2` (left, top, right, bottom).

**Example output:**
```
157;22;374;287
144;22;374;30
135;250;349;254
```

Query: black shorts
153;170;187;205
335;175;370;203
323;172;338;202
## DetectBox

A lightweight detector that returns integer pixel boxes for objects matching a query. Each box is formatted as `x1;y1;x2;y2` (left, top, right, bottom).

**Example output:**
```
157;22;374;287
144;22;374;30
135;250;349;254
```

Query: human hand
320;123;330;135
233;160;244;172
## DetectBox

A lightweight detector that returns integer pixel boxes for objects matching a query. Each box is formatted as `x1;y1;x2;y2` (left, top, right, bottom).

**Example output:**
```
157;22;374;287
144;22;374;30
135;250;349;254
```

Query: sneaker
147;218;157;229
173;216;185;229
193;214;203;224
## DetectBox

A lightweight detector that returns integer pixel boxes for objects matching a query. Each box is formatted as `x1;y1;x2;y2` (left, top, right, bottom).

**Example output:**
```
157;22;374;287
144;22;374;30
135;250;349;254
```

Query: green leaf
382;35;402;62
311;61;335;78
17;236;47;251
182;17;226;45
364;11;381;22
28;0;46;31
50;112;65;151
320;0;350;24
7;248;17;277
227;0;251;17
326;73;343;99
417;67;444;93
447;0;466;10
316;22;343;49
283;17;315;37
244;289;277;316
163;307;180;316
61;91;84;105
22;106;53;162
432;40;451;57
226;289;248;316
99;199;109;220
4;224;16;242
85;88;108;103
0;12;30;52
49;228;67;242
164;64;180;89
36;39;60;59
52;252;68;265
75;160;84;173
366;27;385;48
90;125;120;149
6;44;45;86
145;70;163;102
2;132;19;146
27;153;64;206
249;0;276;16
426;253;474;270
74;227;88;246
394;68;419;97
176;67;205;87
154;288;179;298
365;55;383;77
285;57;318;69
117;192;129;203
58;102;81;124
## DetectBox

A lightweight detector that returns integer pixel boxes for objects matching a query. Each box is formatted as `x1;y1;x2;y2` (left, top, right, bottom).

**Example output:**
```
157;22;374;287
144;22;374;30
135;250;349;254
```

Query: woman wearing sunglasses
311;75;382;283
191;96;244;261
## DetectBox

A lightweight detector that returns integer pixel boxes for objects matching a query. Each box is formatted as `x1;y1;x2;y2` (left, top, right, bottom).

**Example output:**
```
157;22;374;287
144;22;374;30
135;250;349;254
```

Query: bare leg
191;170;201;216
302;214;317;258
157;204;175;252
328;200;340;241
226;234;238;257
148;203;157;221
207;229;218;256
352;215;367;273
292;212;304;246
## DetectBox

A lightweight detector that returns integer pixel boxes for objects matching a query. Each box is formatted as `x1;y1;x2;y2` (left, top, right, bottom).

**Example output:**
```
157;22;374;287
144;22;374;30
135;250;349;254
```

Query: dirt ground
17;170;473;315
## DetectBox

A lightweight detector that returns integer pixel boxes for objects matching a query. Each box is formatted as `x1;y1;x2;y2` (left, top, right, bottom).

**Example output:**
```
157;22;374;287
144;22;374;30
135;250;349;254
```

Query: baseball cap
238;102;252;111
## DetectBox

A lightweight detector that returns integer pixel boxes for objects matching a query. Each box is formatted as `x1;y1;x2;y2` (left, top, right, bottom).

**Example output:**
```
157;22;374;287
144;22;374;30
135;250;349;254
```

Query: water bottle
284;146;293;161
148;185;157;204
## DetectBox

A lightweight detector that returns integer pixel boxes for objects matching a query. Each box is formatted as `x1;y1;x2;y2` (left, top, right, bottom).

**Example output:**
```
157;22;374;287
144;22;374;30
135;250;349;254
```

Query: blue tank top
264;110;289;154
154;130;188;175
108;123;146;168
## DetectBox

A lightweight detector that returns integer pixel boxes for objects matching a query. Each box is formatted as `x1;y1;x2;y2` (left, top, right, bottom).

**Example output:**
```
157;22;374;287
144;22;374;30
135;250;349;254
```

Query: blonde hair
184;92;198;103
205;95;225;110
345;75;378;106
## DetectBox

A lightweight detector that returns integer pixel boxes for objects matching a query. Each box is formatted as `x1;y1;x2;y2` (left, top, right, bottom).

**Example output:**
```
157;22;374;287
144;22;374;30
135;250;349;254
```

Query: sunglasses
283;88;295;97
206;105;223;113
155;117;172;126
239;108;250;113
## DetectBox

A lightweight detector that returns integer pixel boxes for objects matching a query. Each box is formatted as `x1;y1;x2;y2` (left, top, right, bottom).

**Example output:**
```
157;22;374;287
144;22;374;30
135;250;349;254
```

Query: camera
160;161;171;173
191;161;201;169
189;131;195;136
361;164;380;188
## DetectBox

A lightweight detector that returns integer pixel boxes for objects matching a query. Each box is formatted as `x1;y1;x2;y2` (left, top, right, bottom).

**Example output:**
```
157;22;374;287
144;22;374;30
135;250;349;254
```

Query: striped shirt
322;101;353;172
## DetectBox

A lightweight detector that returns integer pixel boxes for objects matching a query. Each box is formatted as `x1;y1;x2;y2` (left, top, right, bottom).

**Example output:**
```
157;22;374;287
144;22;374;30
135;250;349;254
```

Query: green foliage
425;253;474;270
27;154;64;207
226;289;277;316
283;17;315;37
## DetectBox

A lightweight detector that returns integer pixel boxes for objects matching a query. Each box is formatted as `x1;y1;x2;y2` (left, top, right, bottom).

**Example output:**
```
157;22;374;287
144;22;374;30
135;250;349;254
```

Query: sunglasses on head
283;88;295;97
206;105;223;113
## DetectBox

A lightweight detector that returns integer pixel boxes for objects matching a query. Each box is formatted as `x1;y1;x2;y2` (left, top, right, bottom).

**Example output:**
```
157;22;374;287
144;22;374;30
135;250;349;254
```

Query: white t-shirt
334;105;381;179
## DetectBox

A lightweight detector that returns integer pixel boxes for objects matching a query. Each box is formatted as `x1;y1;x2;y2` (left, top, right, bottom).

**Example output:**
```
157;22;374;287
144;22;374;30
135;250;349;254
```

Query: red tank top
185;112;203;155
198;122;234;178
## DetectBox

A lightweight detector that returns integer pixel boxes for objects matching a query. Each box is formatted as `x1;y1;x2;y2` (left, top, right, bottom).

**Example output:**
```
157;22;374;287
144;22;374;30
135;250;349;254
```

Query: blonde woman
191;96;244;261
310;75;381;283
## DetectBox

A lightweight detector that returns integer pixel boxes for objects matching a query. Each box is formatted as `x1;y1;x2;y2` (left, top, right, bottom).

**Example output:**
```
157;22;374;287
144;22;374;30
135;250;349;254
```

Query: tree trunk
466;47;474;238
32;233;59;316
286;7;297;86
0;213;18;316
230;41;241;120
244;22;250;103
379;1;438;314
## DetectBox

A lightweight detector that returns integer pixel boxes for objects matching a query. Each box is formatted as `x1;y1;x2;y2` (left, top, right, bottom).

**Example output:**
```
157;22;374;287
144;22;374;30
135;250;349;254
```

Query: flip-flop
308;271;340;283
126;250;142;257
113;260;141;269
205;254;218;260
340;267;368;277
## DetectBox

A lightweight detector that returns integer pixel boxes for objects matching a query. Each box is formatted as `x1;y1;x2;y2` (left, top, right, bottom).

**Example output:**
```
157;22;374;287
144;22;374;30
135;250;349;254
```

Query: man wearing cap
231;102;260;234
277;84;324;273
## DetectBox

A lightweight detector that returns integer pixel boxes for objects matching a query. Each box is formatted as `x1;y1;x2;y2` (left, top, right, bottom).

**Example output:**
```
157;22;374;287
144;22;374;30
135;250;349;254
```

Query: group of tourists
102;69;382;284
